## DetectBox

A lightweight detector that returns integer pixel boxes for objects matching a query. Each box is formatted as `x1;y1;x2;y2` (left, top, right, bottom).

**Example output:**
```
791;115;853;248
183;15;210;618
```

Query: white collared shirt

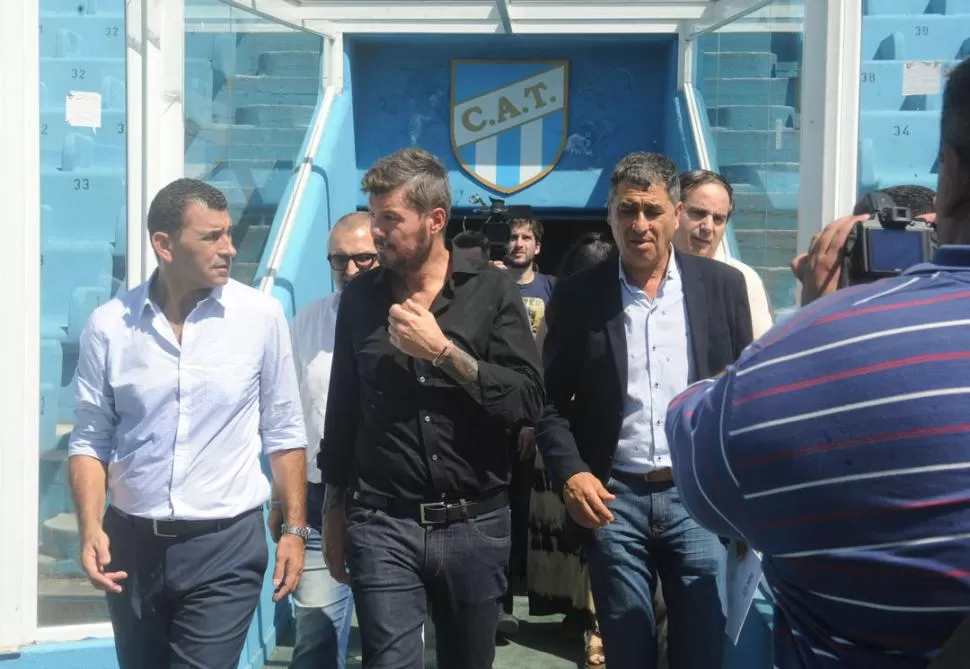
68;277;306;520
289;291;341;484
724;255;774;339
614;253;692;473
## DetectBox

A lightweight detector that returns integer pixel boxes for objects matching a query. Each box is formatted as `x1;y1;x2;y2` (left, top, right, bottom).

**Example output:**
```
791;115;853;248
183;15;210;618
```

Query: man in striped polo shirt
665;57;970;668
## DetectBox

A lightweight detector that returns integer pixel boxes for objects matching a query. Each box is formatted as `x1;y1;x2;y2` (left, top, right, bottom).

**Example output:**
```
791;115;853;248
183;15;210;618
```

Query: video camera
465;195;533;262
841;191;937;286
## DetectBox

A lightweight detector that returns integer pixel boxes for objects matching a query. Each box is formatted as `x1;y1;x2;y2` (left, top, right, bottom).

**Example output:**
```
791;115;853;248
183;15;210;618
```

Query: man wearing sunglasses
276;211;377;669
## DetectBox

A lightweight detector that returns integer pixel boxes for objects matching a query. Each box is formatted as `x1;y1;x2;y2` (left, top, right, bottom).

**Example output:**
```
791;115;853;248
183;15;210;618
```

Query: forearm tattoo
443;344;480;383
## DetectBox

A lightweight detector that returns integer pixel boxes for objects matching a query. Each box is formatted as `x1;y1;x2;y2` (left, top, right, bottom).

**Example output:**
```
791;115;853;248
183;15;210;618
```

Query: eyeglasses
327;253;378;271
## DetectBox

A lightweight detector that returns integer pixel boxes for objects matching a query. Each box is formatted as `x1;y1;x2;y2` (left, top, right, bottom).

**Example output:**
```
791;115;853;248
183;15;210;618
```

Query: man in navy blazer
536;152;752;669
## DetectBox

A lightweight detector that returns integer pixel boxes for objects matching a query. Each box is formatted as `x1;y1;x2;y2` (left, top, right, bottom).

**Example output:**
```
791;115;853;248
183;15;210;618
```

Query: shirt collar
903;245;970;275
618;246;678;292
138;270;227;315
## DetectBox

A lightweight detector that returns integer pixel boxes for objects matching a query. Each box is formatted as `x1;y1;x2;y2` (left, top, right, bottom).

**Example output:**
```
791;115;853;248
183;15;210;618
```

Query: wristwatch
281;523;311;541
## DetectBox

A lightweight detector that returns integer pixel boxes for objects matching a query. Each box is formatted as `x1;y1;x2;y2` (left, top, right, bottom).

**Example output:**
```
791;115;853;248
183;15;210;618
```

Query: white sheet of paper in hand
66;91;102;130
902;60;942;96
725;545;763;645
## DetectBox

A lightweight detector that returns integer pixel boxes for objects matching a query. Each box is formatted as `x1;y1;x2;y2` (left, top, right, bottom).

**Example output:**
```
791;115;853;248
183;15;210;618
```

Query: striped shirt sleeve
666;372;750;542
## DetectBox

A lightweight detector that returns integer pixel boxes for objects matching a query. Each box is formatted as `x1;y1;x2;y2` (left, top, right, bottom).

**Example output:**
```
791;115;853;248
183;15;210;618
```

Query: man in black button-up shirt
319;148;544;669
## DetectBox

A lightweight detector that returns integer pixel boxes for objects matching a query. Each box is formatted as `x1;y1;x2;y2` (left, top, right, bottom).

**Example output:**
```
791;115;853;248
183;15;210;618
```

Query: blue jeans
345;502;510;669
586;473;726;669
289;526;355;669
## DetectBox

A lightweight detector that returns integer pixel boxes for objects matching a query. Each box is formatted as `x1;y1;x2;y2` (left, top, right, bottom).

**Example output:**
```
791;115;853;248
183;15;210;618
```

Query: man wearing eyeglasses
277;211;377;669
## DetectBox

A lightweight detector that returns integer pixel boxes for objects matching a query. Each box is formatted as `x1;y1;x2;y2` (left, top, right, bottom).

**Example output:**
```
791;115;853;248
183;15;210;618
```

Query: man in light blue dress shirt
67;178;308;669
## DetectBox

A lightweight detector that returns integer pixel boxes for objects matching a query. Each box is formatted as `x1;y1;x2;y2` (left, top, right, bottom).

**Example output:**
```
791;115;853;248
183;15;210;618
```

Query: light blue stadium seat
708;105;795;131
67;286;112;342
859;59;953;110
701;52;778;79
58;377;77;426
40;338;64;389
863;16;970;60
943;0;970;14
863;0;932;14
39;57;125;108
700;77;791;107
41;131;125;171
39;383;61;456
113;205;126;254
39;13;124;58
41;108;126;155
859;110;941;191
41;240;113;341
713;128;800;164
41;166;126;242
43;0;103;13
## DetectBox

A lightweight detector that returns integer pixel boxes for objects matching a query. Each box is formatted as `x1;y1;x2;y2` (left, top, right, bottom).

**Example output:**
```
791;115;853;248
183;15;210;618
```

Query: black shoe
497;611;520;637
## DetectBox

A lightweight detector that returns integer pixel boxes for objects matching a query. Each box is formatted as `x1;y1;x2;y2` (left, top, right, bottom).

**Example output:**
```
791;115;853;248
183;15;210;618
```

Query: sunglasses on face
327;252;378;271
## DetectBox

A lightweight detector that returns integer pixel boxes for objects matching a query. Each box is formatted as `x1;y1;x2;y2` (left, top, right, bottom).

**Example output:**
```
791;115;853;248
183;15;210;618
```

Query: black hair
853;184;936;218
451;230;490;255
558;231;617;278
147;178;228;237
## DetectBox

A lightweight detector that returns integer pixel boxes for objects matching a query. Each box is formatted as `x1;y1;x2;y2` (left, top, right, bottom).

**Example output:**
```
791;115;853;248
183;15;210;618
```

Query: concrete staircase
698;32;803;312
185;31;323;285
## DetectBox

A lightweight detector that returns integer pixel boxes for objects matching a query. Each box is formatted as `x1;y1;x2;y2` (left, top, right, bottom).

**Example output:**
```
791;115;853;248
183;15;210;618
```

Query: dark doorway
448;210;611;279
533;217;611;277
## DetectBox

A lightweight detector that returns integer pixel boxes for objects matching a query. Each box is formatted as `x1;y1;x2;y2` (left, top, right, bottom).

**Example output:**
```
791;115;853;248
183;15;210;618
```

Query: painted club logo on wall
450;60;569;194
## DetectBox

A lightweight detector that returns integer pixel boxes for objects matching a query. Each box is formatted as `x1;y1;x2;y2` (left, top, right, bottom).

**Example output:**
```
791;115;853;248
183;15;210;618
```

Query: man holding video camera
665;57;970;668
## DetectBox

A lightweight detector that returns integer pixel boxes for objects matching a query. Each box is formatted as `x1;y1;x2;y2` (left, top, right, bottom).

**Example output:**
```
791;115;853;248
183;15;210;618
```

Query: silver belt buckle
419;502;448;525
152;518;177;538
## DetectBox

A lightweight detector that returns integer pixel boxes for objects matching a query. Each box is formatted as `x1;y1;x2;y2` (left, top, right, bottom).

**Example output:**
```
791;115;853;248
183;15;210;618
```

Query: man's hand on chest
388;298;451;362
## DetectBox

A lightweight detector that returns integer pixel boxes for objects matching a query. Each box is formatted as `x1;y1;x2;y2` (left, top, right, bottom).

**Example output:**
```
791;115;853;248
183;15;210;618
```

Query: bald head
328;211;378;291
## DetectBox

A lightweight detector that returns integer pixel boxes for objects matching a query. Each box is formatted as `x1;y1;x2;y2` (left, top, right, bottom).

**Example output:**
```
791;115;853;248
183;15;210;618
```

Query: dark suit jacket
536;250;753;493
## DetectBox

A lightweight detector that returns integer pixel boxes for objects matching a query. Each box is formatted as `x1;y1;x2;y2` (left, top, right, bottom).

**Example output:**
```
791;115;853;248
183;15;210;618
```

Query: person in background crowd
68;178;308;669
492;215;558;639
537;152;752;669
673;169;773;339
319;148;544;669
665;57;970;669
527;230;614;669
279;212;377;669
451;230;491;270
503;217;556;337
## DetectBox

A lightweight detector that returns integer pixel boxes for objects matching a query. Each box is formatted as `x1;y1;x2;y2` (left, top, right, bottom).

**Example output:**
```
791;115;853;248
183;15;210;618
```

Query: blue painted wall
352;35;681;210
268;34;693;319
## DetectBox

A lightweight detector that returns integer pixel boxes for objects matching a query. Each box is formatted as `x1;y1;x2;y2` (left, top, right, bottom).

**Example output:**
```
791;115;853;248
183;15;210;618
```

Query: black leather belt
350;489;508;526
110;506;259;538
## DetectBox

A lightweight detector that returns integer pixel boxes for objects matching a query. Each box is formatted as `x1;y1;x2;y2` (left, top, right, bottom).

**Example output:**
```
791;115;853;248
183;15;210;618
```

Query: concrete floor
266;596;585;669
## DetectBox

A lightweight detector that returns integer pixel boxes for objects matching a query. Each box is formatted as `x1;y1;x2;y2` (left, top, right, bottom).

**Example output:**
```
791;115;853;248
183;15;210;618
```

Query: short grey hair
608;152;681;206
361;148;452;222
943;57;970;156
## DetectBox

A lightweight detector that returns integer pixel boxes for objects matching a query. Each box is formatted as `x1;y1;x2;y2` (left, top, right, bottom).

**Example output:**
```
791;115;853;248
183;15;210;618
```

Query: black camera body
841;192;937;286
464;196;532;261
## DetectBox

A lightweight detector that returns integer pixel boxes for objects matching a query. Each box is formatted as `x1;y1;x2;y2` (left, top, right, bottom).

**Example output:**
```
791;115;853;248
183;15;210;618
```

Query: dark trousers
103;506;268;669
345;502;511;669
502;453;534;613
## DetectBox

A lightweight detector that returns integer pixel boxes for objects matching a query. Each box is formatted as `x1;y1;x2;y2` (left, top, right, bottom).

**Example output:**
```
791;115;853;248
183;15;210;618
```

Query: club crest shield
450;60;569;194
